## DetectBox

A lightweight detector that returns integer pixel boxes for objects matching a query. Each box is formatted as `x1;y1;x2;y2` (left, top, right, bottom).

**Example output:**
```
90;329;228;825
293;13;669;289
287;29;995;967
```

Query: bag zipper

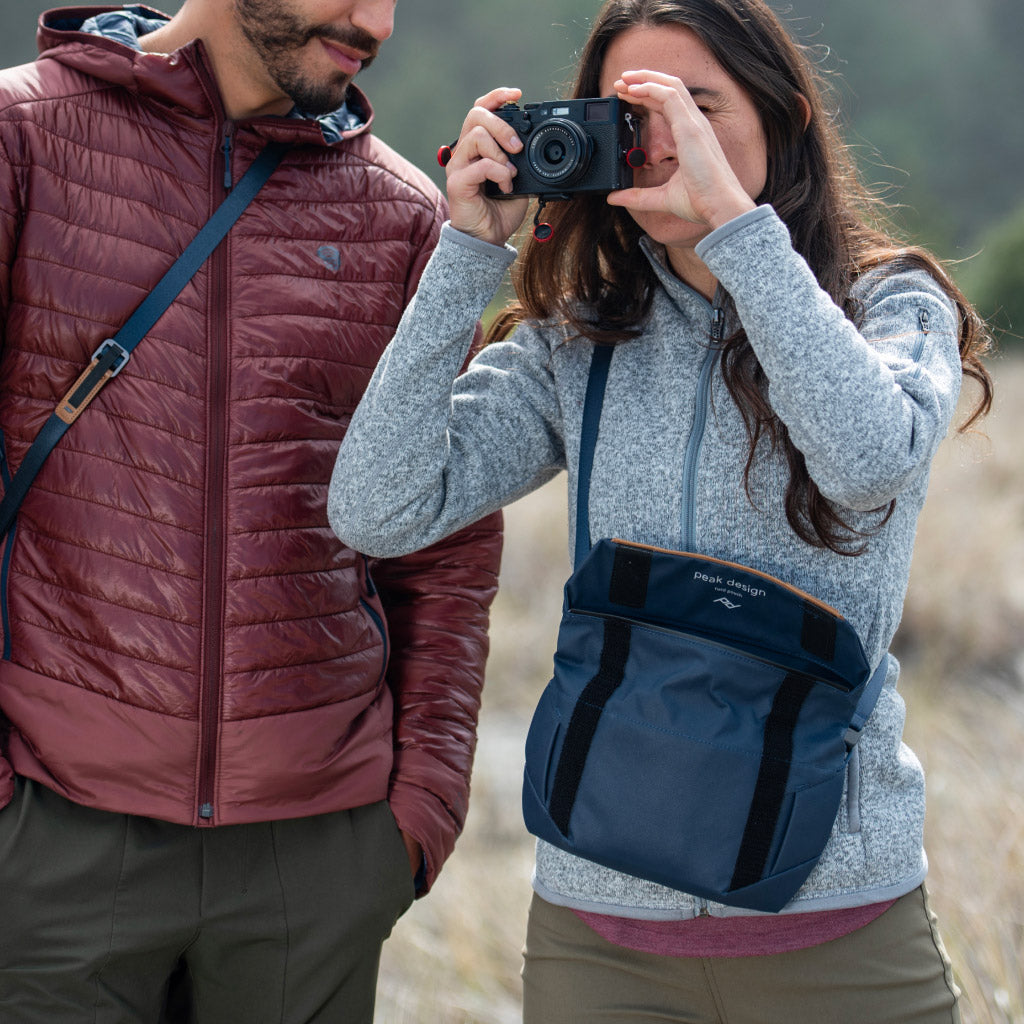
570;608;854;692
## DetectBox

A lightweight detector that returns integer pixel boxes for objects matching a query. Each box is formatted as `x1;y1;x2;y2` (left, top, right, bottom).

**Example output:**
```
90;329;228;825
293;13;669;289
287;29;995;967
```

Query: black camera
484;96;645;200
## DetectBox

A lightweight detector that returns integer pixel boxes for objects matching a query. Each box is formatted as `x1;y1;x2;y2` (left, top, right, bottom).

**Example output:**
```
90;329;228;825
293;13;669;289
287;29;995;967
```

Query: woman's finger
473;86;523;112
606;183;673;211
449;155;518;198
615;77;702;131
450;88;525;159
446;123;517;174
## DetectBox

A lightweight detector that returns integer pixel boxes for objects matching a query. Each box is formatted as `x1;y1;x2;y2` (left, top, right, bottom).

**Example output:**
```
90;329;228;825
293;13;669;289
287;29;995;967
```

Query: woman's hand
445;87;532;247
607;70;757;230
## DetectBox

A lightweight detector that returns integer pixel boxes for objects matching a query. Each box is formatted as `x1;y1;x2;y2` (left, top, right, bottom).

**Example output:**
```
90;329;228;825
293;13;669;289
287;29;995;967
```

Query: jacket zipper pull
711;306;725;342
222;129;234;190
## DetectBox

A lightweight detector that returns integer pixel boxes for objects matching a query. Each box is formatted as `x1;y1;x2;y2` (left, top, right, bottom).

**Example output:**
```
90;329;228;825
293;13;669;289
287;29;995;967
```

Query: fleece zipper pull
711;305;725;343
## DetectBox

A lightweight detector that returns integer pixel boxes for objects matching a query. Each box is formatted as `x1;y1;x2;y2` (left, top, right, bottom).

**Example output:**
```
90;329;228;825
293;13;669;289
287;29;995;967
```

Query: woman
328;1;992;1020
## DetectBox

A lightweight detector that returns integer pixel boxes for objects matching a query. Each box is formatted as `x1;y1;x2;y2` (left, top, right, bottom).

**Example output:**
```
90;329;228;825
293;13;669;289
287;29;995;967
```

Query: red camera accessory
437;141;457;168
625;146;646;168
623;111;647;170
532;200;553;243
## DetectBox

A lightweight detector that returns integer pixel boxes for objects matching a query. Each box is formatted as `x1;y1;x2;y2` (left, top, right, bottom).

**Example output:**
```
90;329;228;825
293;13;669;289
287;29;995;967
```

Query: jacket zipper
222;129;234;190
679;288;725;551
360;558;390;688
197;122;235;823
0;434;14;661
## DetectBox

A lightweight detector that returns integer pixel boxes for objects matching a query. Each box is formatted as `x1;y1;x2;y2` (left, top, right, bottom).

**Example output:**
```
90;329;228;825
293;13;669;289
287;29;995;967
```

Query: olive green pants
523;886;961;1024
0;777;414;1023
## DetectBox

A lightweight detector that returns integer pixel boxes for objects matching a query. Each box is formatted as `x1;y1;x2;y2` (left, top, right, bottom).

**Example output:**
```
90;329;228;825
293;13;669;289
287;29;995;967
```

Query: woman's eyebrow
687;86;725;102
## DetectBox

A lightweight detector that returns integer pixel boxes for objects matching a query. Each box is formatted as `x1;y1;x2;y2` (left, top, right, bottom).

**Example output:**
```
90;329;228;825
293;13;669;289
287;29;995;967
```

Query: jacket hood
37;4;373;144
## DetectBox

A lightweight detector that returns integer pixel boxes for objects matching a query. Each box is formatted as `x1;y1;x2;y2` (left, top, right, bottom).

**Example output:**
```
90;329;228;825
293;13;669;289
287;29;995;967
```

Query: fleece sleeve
695;206;963;511
328;225;567;559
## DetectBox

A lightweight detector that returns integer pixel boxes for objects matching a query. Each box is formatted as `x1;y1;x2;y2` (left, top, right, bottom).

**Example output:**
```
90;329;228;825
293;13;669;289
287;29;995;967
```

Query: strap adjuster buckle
55;339;132;425
91;339;131;378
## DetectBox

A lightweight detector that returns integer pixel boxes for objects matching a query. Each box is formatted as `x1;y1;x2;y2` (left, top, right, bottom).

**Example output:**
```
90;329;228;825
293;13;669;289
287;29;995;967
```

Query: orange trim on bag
610;538;845;619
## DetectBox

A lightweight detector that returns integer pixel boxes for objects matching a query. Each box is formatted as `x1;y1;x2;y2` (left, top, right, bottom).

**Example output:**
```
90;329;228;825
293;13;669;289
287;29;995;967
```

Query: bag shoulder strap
574;343;614;568
845;654;890;747
0;141;290;541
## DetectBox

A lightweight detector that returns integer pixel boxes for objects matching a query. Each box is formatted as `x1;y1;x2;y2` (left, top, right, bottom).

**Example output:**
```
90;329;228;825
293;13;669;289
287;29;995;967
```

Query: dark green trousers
0;777;414;1023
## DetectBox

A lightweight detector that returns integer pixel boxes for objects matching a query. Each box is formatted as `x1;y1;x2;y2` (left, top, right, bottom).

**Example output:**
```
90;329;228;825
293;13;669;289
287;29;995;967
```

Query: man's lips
319;38;367;75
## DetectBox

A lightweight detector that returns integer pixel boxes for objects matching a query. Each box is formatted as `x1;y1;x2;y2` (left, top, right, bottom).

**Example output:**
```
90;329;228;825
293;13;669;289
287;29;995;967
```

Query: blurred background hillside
3;2;1021;1021
5;0;1023;338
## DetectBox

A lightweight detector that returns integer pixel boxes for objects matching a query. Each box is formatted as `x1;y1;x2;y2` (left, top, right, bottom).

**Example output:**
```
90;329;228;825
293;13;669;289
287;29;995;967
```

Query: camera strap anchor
437;139;457;168
532;198;554;243
624;112;647;169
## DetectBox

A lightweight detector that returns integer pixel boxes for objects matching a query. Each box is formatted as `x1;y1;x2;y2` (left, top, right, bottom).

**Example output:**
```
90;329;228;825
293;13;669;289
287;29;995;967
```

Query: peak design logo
317;245;341;271
693;568;768;611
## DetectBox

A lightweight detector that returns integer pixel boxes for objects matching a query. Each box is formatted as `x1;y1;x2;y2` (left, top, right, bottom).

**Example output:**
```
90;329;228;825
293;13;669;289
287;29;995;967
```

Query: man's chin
284;78;352;117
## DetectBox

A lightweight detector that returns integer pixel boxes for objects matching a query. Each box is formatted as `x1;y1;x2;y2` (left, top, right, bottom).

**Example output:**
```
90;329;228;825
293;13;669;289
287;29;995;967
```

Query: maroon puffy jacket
0;8;501;892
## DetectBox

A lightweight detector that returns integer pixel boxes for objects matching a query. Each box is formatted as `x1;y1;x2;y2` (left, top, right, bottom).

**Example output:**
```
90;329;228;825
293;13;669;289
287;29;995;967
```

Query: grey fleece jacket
328;205;963;918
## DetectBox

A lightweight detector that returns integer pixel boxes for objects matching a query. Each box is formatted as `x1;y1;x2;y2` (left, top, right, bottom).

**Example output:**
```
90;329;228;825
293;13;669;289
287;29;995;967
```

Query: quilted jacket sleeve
364;186;502;895
0;120;18;809
0;127;14;324
370;512;501;895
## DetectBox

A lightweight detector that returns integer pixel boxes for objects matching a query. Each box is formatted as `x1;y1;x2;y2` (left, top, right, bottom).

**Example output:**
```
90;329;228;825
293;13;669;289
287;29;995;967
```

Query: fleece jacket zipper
678;288;725;551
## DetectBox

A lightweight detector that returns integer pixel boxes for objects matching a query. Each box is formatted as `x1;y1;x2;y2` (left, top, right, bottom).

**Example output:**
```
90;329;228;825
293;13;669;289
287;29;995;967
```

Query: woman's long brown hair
485;0;993;554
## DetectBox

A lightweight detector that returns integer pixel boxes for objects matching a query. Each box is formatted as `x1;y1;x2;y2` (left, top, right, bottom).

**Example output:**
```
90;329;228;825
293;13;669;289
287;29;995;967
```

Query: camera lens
527;119;591;185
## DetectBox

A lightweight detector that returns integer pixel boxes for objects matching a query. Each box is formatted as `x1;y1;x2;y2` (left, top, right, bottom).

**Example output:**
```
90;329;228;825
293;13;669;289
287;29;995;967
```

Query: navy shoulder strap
574;343;614;568
0;141;290;541
845;654;890;747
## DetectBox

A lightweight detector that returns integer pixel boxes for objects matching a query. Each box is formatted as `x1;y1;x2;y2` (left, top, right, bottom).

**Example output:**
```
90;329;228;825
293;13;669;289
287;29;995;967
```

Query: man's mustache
313;25;381;69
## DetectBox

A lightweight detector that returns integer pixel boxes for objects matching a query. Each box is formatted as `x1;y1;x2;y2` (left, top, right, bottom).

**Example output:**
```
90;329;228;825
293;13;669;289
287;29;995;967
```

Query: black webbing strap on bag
729;670;816;891
0;140;290;541
548;615;632;836
549;542;651;836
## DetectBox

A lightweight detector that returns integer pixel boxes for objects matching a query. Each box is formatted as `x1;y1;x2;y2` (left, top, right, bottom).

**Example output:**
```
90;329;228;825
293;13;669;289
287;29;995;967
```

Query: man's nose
351;0;395;43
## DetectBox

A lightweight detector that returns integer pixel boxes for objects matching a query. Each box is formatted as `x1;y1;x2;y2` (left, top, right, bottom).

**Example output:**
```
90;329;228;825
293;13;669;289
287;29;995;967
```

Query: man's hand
401;831;423;878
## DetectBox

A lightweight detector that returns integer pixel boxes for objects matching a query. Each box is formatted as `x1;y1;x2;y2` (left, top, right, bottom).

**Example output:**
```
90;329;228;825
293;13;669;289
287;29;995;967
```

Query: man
0;2;501;1021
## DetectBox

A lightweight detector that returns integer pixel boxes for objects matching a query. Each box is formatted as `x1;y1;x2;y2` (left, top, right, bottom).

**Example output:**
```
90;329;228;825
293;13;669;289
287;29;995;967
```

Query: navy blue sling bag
521;342;888;913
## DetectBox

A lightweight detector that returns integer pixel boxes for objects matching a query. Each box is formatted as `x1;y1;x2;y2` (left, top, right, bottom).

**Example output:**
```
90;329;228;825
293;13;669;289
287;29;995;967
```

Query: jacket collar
639;235;726;317
37;5;374;145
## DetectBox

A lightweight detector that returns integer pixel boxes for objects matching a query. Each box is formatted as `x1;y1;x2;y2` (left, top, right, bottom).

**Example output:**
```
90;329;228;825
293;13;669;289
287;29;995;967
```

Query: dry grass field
373;354;1024;1024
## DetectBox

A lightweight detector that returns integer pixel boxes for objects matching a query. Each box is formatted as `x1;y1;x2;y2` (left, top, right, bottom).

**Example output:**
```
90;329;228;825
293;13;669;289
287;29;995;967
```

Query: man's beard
234;0;380;115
